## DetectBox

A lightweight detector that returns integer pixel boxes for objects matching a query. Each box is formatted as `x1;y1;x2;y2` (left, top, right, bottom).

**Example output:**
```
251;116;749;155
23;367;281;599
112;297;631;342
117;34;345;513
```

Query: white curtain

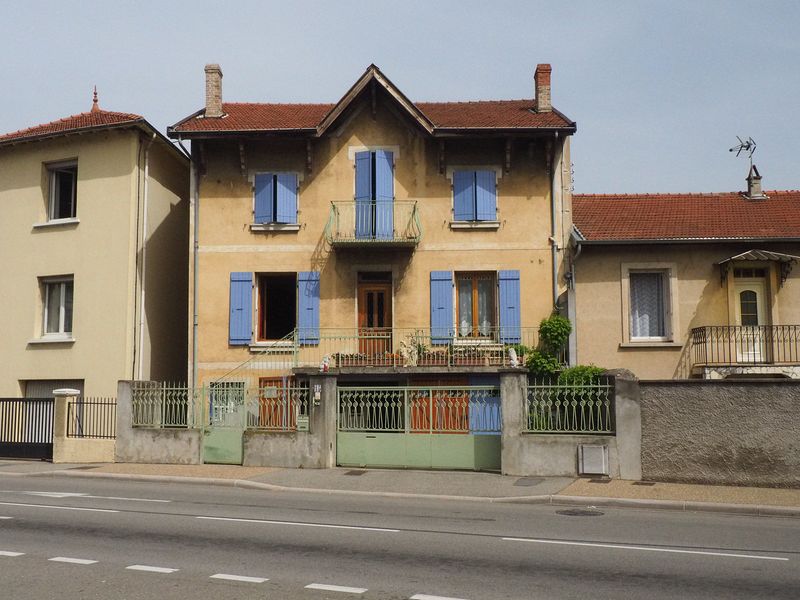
630;272;665;337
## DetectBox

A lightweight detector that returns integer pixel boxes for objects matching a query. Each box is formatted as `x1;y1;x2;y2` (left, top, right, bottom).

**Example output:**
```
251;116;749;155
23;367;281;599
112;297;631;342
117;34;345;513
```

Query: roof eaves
578;236;800;245
0;118;146;149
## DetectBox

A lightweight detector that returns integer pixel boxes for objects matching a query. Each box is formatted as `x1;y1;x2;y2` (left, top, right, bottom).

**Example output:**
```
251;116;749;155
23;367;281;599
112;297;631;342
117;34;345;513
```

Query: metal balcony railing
325;200;422;247
689;325;800;367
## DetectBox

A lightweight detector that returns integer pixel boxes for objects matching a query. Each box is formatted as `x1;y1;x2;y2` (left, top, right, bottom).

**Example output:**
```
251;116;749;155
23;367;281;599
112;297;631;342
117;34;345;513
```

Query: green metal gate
203;383;246;465
336;386;501;471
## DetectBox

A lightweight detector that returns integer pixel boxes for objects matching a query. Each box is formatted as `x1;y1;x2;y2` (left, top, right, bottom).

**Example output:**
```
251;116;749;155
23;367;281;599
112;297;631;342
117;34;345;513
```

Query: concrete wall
640;380;800;487
115;380;201;464
500;370;642;478
193;91;572;385
574;243;800;380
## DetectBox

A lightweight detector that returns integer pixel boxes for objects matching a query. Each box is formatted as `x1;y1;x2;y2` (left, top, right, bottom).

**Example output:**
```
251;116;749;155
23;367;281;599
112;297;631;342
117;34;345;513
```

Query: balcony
325;201;422;248
689;325;800;369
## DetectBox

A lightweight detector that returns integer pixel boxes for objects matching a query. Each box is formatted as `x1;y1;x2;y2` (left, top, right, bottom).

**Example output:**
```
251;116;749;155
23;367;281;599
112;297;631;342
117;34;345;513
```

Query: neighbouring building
0;93;190;398
571;169;800;380
167;63;576;467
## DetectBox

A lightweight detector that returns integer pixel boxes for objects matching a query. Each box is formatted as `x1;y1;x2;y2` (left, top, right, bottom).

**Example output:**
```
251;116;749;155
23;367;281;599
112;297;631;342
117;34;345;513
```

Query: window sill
250;223;301;232
249;341;297;353
619;341;682;348
449;220;500;230
28;336;76;345
32;218;80;230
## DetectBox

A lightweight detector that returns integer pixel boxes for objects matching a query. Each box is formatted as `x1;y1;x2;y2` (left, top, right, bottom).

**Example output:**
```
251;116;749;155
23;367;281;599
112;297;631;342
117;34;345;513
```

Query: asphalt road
0;475;797;600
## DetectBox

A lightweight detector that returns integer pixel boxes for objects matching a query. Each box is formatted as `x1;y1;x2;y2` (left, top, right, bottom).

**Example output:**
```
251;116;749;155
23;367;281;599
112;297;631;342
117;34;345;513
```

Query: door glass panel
366;292;374;328
377;293;385;328
458;280;472;336
739;290;759;326
477;279;493;336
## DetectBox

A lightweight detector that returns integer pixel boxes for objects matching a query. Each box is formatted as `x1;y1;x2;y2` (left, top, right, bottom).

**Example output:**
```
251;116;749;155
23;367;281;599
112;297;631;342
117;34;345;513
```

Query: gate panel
336;387;501;471
203;384;245;465
0;398;54;460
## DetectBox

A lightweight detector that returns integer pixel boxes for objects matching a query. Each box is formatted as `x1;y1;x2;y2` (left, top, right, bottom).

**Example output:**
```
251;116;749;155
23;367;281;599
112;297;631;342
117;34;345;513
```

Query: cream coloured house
571;172;800;380
0;95;189;398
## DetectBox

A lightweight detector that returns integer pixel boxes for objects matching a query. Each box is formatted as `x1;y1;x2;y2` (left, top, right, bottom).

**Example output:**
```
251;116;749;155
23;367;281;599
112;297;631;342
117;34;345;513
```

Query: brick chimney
534;64;552;113
204;64;223;118
745;164;767;200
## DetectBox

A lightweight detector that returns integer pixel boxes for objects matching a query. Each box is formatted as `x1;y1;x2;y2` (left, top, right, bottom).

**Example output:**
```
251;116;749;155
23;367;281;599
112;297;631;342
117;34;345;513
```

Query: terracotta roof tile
171;99;573;134
0;109;144;145
573;191;800;241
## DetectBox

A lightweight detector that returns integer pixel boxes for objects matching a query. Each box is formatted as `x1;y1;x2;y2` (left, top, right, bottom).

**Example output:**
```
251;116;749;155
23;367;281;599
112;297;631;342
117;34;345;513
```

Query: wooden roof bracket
504;139;512;174
238;141;247;177
306;139;313;173
438;141;446;175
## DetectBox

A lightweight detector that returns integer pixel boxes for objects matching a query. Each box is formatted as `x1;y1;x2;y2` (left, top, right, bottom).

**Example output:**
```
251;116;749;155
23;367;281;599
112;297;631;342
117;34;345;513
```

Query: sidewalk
1;459;799;516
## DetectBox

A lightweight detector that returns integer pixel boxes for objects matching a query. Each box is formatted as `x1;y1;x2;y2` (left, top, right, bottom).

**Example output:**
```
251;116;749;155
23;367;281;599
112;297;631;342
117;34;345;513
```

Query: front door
357;282;392;361
735;280;768;363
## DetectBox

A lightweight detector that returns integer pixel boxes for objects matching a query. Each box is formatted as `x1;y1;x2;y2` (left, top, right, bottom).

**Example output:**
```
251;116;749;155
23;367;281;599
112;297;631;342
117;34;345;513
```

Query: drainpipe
137;133;157;380
183;140;200;390
548;132;560;309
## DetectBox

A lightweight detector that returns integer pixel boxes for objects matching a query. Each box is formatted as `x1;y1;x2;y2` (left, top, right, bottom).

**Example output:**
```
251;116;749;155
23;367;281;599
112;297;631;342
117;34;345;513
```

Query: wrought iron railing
337;386;501;434
131;382;200;428
690;325;800;366
245;386;310;432
66;398;116;439
325;200;422;246
525;377;615;434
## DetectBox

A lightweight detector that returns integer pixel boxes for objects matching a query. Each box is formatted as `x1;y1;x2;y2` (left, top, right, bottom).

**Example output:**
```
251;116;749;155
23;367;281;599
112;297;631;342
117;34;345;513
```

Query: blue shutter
498;270;521;343
475;170;497;221
297;271;320;345
254;174;274;224
453;170;475;221
430;271;454;345
229;272;252;346
354;151;372;238
374;150;394;239
275;173;298;224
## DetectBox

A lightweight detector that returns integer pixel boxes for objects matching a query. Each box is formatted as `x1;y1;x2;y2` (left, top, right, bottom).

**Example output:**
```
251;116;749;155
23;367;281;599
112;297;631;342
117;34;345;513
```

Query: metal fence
131;383;200;428
0;398;54;459
66;398;116;439
338;386;501;434
325;200;422;246
525;377;615;434
690;325;800;366
246;386;310;431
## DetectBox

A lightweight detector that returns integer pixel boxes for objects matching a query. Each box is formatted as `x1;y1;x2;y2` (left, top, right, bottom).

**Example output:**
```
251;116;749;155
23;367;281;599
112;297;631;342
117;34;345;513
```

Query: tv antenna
729;136;757;166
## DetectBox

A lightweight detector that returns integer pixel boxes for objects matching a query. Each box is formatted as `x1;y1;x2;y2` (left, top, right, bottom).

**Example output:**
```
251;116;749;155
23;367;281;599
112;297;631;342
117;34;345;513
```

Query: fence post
52;388;80;464
499;370;528;475
308;374;337;468
605;369;642;481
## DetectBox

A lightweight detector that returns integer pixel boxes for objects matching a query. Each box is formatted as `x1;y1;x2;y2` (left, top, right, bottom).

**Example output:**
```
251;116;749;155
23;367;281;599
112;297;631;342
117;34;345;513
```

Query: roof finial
91;86;100;113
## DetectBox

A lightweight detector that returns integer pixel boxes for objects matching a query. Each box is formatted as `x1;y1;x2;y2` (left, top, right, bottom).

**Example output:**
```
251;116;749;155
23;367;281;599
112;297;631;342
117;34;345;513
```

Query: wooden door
357;283;392;359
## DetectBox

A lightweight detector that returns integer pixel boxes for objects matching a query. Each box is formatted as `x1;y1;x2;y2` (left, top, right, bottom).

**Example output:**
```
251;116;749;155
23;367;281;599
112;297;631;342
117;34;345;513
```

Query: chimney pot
745;164;766;200
534;63;552;113
204;64;223;118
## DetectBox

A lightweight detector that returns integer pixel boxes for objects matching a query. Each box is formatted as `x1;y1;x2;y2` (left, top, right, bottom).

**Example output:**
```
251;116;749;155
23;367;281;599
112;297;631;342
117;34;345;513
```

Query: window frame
248;171;301;230
455;271;497;338
621;263;678;344
255;273;298;342
46;161;78;221
41;276;74;338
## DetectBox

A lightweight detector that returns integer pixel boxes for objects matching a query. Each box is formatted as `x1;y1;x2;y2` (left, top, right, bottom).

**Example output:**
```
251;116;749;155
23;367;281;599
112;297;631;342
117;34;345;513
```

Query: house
0;92;190;399
571;170;800;380
167;64;576;467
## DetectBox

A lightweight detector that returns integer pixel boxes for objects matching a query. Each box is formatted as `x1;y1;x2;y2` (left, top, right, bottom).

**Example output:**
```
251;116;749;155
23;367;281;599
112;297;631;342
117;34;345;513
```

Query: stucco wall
574;243;800;380
639;380;800;487
194;95;571;384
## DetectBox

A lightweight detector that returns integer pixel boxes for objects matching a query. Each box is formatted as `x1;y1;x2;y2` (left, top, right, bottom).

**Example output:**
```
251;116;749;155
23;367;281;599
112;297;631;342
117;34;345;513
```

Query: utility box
578;444;609;476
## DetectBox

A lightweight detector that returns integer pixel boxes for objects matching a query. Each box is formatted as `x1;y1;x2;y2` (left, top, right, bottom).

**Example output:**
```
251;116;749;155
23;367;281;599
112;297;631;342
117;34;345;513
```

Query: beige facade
0;120;189;397
175;67;575;386
574;243;800;380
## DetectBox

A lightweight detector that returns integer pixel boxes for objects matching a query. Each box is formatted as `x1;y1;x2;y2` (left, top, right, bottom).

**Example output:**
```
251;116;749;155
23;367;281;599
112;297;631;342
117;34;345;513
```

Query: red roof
0;109;144;146
170;99;572;134
573;191;800;241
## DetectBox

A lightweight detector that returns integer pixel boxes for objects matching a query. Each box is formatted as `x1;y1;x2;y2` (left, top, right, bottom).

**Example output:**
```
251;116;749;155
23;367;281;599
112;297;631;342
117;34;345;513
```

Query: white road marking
0;491;170;503
0;551;24;557
17;492;86;499
0;516;12;519
210;574;269;583
410;594;470;600
0;501;118;513
83;495;171;503
49;556;98;565
196;515;399;533
502;537;789;561
126;565;179;573
306;583;368;594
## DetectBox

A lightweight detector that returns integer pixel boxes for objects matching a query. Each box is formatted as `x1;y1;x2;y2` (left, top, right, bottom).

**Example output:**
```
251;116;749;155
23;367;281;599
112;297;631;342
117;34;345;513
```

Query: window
48;162;77;220
254;173;298;224
456;272;496;337
257;274;297;341
629;272;668;340
453;170;496;221
42;277;74;337
355;150;394;239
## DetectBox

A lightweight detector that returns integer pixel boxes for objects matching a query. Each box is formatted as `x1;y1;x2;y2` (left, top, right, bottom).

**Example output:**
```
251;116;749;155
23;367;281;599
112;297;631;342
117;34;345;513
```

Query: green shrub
557;364;605;385
538;315;571;355
525;350;561;380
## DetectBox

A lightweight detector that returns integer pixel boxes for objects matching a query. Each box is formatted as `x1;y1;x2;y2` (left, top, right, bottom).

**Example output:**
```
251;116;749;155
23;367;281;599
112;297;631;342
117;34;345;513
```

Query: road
0;475;797;599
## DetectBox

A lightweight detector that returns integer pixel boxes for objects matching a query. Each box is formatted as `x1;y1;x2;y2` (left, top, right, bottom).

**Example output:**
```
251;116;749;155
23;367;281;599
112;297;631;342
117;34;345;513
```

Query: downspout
548;132;559;309
137;133;157;380
181;139;200;389
131;136;143;379
567;227;583;366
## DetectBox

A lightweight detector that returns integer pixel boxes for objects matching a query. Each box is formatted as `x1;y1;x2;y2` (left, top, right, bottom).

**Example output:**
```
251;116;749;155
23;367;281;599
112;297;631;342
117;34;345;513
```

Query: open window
257;274;296;341
47;162;78;221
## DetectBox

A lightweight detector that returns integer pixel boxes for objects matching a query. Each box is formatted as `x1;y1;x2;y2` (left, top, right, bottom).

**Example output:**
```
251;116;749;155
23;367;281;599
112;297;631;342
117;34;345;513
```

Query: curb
13;469;800;517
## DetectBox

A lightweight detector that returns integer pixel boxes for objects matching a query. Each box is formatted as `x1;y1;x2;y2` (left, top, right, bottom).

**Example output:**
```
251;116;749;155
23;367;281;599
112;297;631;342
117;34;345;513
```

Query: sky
2;1;798;193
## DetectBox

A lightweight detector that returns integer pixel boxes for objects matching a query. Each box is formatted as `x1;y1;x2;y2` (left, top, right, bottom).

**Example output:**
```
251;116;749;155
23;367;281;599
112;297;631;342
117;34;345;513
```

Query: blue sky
2;1;798;193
